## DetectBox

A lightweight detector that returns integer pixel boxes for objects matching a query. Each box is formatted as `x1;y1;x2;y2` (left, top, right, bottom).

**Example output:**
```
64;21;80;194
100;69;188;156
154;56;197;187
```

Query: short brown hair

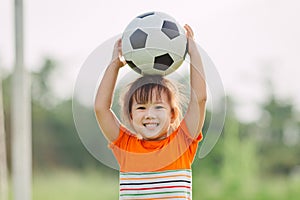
120;75;187;132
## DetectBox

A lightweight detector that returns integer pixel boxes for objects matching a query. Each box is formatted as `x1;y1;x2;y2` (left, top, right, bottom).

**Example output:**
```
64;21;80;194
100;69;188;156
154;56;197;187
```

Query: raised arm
94;39;126;142
183;24;207;139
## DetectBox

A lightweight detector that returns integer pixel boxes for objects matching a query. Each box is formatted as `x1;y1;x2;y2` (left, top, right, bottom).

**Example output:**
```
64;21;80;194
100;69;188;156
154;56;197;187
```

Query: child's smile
143;121;159;129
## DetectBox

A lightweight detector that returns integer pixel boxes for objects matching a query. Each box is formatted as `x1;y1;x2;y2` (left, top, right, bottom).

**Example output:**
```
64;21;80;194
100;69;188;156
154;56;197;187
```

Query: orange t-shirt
110;120;202;172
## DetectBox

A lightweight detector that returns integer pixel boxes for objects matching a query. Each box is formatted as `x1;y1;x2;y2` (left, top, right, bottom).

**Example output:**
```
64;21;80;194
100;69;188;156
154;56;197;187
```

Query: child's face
130;91;174;140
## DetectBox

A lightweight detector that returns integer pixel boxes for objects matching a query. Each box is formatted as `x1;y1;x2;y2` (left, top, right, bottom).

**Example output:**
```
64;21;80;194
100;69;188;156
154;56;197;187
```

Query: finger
184;24;193;38
187;25;194;37
118;38;122;46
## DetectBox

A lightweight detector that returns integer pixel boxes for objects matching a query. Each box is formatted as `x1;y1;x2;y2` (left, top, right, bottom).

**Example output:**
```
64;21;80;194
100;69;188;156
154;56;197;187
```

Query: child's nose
145;107;155;118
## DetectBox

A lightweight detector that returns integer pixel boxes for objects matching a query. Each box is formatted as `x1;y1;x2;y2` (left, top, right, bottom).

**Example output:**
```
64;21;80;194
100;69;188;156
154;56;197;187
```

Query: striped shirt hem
119;169;192;200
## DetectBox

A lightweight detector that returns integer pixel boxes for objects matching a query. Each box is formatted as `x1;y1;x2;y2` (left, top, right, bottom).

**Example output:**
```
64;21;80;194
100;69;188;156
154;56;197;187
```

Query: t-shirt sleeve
179;119;203;142
177;120;203;164
108;125;129;149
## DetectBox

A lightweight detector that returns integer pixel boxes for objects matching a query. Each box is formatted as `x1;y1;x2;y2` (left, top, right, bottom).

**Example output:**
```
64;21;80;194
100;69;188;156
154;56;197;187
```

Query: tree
221;97;258;197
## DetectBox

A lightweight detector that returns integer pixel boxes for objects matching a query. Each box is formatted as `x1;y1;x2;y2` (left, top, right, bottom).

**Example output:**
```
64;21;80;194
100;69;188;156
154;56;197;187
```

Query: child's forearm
94;60;120;113
94;38;124;141
190;47;207;103
183;24;207;136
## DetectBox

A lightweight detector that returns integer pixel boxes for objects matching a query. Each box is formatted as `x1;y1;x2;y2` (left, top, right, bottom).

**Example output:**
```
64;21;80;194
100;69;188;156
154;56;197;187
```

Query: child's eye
155;106;164;109
137;106;146;110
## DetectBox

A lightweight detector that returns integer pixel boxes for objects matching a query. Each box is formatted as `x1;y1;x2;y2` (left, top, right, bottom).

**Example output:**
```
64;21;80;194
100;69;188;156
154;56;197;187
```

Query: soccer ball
122;11;187;76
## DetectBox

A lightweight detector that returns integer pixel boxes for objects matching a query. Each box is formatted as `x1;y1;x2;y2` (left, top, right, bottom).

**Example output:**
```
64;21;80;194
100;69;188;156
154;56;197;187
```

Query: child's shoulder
119;124;142;139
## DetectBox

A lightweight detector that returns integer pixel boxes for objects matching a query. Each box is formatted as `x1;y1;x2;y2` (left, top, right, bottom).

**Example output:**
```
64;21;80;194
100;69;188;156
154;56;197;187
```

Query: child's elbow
94;102;105;116
94;101;99;112
198;95;207;105
94;105;108;123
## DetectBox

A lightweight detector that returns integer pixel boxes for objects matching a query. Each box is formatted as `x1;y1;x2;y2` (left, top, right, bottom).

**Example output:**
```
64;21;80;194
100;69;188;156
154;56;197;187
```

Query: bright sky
1;0;300;122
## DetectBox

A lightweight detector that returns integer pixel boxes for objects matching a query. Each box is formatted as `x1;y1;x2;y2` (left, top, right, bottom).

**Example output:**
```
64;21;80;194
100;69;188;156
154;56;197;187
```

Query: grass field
32;170;119;200
9;169;296;200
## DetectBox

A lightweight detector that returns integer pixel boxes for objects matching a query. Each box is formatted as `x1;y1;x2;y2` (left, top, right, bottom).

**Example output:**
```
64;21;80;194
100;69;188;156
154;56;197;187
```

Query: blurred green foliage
2;58;300;199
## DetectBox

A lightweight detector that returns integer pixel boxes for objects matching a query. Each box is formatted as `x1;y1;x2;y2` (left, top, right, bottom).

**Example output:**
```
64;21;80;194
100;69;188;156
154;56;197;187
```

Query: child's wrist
110;59;123;68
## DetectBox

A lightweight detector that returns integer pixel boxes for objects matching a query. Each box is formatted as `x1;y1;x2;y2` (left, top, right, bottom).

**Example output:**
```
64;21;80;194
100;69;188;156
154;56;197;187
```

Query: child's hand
184;24;197;55
111;38;126;68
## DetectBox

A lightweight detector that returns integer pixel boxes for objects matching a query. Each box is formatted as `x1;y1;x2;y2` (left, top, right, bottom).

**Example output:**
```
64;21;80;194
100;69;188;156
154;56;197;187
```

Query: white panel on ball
145;29;172;50
129;49;154;67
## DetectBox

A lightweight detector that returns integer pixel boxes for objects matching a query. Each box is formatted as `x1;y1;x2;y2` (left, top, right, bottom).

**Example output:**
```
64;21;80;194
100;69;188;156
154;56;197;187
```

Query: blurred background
1;0;300;199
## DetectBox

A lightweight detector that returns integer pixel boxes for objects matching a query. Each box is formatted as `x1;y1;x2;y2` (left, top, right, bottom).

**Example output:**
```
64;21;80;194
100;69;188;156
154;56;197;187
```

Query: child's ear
171;108;179;123
129;113;134;126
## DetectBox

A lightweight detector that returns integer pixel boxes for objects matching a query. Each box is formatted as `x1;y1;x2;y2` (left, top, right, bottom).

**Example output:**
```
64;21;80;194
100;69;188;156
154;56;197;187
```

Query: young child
95;24;206;199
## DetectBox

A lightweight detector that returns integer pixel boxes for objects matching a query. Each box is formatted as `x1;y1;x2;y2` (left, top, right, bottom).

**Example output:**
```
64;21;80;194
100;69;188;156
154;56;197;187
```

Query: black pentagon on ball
153;53;174;71
137;12;155;18
126;60;142;74
130;29;148;49
161;20;179;40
